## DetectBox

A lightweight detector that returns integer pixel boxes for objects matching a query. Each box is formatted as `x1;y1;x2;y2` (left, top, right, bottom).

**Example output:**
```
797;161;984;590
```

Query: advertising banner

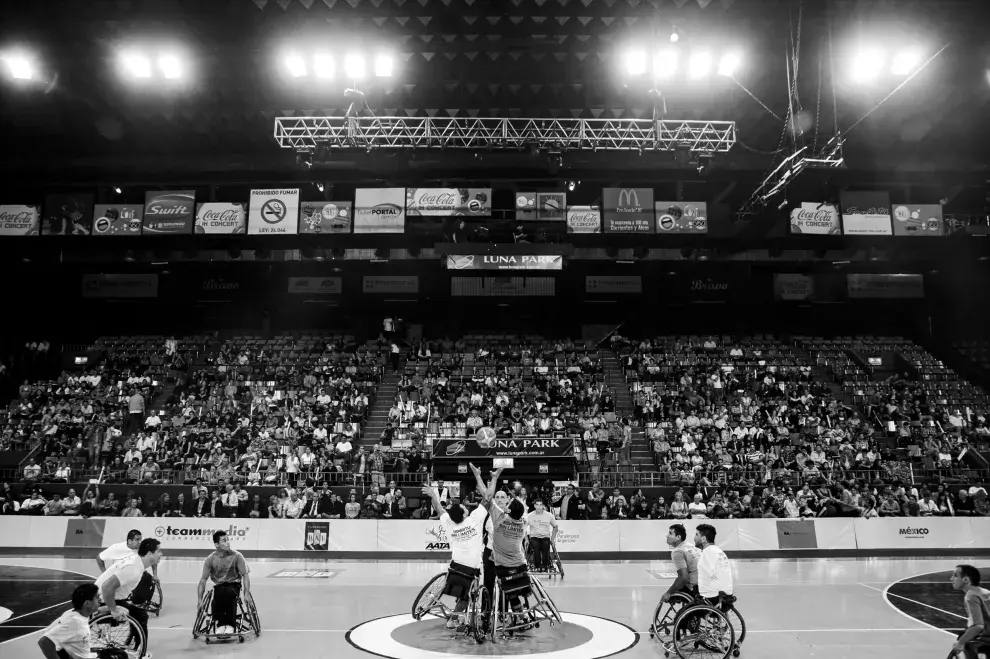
195;202;247;235
555;521;621;553
774;273;815;301
566;205;601;233
64;519;106;548
847;273;924;299
451;277;555;297
735;519;781;551
674;275;733;302
775;520;818;549
432;437;575;459
82;274;159;299
603;188;655;233
43;194;94;236
406;188;492;217
0;517;34;547
355;188;406;233
304;521;330;551
92;205;144;236
104;517;260;551
853;517;975;550
143;190;195;234
812;518;858;550
325;520;379;552
446;255;563;271
288;276;343;295
363;275;419;294
516;192;537;221
789;203;841;235
655;202;708;233
0;204;41;236
377;520;458;552
619;520;740;552
891;204;945;236
586;275;643;294
248;188;300;235
537;192;566;221
840;190;892;235
299;201;352;234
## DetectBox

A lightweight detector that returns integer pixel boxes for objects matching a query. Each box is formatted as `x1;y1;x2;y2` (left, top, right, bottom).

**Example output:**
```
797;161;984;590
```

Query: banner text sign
288;277;343;295
655;202;708;233
840;191;892;235
195;202;246;234
363;275;419;294
446;255;563;271
299;201;352;234
537;193;566;221
789;203;841;235
249;189;299;235
406;188;491;217
891;204;945;236
0;205;41;236
355;188;406;233
603;188;655;233
586;275;643;294
144;190;195;235
566;205;601;233
93;205;144;236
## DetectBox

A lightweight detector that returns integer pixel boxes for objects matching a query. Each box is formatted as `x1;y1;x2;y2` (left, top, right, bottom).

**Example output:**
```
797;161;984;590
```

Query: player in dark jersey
662;524;700;603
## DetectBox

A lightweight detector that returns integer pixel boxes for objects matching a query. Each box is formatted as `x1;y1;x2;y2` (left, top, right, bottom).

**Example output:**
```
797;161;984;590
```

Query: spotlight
624;49;647;76
718;53;741;77
374;53;393;78
313;249;326;262
158;54;183;79
313;53;334;79
852;48;885;83
654;49;678;78
567;180;576;192
316;182;324;192
344;54;366;79
890;50;922;75
688;52;712;79
123;250;136;263
670;28;680;43
114;186;122;194
121;52;152;78
2;54;33;80
285;54;307;78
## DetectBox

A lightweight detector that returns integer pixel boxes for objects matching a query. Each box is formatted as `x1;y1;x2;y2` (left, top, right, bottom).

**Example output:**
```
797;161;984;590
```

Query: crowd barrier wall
2;517;990;558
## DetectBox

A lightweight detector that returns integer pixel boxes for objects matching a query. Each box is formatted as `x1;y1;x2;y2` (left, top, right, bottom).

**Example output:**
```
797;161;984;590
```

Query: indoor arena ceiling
0;0;988;179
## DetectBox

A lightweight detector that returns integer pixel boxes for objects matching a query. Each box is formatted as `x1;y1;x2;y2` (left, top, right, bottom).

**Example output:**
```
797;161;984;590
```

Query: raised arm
469;463;503;510
420;485;445;518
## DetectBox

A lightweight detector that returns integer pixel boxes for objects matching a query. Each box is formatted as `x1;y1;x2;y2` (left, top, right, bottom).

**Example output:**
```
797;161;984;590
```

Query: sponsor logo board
195;202;246;234
304;522;330;551
891;204;945;236
840;191;892;235
566;205;601;233
43;194;94;236
516;192;537;221
774;273;815;301
92;205;144;236
299;201;352;234
354;188;406;233
406;188;491;217
847;273;924;299
446;255;563;271
288;276;342;295
789;203;841;235
655;202;708;233
537;192;566;221
82;274;159;298
0;205;41;236
144;191;195;234
603;188;655;233
248;189;299;235
363;275;419;294
586;275;642;294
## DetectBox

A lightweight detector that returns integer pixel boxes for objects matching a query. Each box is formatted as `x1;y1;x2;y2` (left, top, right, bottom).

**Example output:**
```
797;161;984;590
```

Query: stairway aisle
601;353;652;469
360;354;407;448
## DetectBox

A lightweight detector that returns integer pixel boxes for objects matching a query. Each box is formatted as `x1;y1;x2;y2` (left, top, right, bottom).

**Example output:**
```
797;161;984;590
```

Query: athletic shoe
446;617;459;629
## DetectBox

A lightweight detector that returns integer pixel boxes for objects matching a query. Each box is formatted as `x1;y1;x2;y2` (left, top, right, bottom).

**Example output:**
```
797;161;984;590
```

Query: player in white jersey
695;523;733;602
37;583;100;659
97;529;159;607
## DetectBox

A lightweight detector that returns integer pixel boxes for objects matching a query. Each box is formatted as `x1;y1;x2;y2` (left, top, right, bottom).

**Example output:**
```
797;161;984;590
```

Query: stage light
344;54;366;79
121;52;152;78
718;53;741;77
688;51;712;79
113;187;122;194
374;53;393;77
624;49;647;76
654;49;678;78
851;48;885;82
158;54;182;79
312;53;334;79
2;54;33;80
670;28;680;43
890;50;922;75
285;54;307;78
567;180;576;192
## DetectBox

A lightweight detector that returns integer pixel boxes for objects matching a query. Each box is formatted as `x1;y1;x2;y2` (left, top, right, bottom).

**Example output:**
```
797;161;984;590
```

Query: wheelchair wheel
246;593;262;637
725;606;745;648
411;573;447;620
192;590;214;639
471;587;491;645
669;604;734;659
650;592;693;641
550;544;564;579
89;612;147;659
139;579;163;617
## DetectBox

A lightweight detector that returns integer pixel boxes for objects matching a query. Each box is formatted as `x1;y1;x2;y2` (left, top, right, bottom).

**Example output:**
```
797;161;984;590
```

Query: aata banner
774;273;815;301
299;201;352;234
355;188;405;233
537;192;566;221
406;188;491;217
789;203;841;235
363;275;419;294
432;437;575;459
566;205;601;233
847;273;924;299
376;520;456;552
840;191;892;235
288;276;342;295
891;204;945;236
852;517;975;549
655;202;708;233
43;194;94;236
144;190;195;234
195;202;247;235
248;189;300;235
516;192;537;221
0;205;41;236
446;255;563;271
603;188;655;233
92;205;144;236
586;275;643;294
82;274;159;298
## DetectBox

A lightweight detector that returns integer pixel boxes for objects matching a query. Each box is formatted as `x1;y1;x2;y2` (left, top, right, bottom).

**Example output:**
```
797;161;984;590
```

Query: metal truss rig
274;116;736;153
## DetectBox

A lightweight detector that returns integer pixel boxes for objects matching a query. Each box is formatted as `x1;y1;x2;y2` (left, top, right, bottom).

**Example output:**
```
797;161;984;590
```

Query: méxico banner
774;273;815;301
195;202;246;234
586;275;643;294
82;274;159;298
299;201;352;234
840;191;892;235
516;192;537;221
537;193;566;220
847;273;924;299
144;190;195;234
363;275;419;294
42;194;94;236
789;203;841;235
248;189;299;235
0;205;41;236
603;188;655;233
92;205;144;236
891;204;945;236
566;205;601;233
406;188;492;217
354;188;405;233
446;255;563;271
288;276;343;295
433;437;575;459
655;202;708;233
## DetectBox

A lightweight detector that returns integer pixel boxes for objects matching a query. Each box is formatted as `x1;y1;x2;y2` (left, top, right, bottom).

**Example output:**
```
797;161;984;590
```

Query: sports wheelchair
88;608;148;659
489;566;563;643
192;585;262;644
128;576;163;617
411;568;491;644
524;538;565;578
650;591;746;659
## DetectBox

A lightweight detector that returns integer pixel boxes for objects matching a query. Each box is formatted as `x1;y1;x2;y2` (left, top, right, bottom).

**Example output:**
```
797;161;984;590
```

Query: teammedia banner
299;201;352;234
406;188;492;217
840;190;892;235
43;194;94;236
432;437;575;459
446;255;563;271
789;203;841;235
248;189;299;235
195;202;246;234
92;205;144;236
0;205;41;236
144;190;195;234
566;205;601;233
102;517;260;551
603;188;655;233
355;188;405;233
891;204;945;236
656;202;708;233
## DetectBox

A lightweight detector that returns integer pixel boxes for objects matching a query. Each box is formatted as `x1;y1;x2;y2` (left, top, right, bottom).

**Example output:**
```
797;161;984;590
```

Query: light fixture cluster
1;53;34;80
283;52;394;80
623;48;742;80
850;48;925;82
119;50;186;80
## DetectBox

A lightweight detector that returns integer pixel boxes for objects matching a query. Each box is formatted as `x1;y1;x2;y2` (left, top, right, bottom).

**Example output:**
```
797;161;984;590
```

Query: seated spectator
61;488;82;516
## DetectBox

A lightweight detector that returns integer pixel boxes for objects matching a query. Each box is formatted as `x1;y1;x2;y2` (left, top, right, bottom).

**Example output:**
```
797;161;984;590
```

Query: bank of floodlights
622;46;742;81
282;52;394;80
118;50;187;80
851;47;926;83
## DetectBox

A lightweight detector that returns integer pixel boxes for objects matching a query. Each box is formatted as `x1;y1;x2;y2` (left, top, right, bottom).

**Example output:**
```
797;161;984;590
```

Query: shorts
443;562;479;600
494;564;532;598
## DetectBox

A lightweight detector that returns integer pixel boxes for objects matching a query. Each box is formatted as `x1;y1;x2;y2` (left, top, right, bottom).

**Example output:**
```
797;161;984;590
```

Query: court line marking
2;601;71;625
860;582;967;621
0;563;98;580
858;581;959;638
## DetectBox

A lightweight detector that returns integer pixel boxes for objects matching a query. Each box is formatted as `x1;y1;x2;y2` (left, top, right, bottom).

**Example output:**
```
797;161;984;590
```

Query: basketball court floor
0;555;979;659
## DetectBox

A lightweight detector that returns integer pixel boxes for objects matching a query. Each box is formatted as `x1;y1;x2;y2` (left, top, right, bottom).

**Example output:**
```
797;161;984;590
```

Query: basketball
475;426;497;447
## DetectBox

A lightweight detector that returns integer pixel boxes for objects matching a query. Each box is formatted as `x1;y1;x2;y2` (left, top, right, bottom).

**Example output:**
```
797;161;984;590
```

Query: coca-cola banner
537;193;566;221
406;188;491;217
82;274;158;298
354;188;405;234
42;194;94;236
92;205;144;236
288;276;343;295
586;276;643;294
299;201;352;234
891;204;945;237
847;273;924;299
840;191;892;235
248;189;299;235
446;255;563;271
195;202;246;235
0;205;41;236
655;202;708;233
789;203;841;235
143;190;195;235
774;274;815;301
603;188;655;233
516;192;537;221
566;205;601;233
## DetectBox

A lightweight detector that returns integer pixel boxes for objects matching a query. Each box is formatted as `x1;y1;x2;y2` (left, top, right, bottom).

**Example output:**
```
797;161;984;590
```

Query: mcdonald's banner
446;255;563;271
566;205;601;233
248;189;299;235
0;205;40;236
406;188;492;217
789;203;841;235
451;277;555;297
299;201;352;234
602;188;655;233
287;277;343;295
195;202;246;235
537;193;566;221
586;275;643;294
144;190;196;235
840;191;892;235
92;205;144;236
42;194;94;236
354;188;406;233
774;273;815;301
655;202;708;233
847;273;925;299
516;192;537;221
891;204;945;237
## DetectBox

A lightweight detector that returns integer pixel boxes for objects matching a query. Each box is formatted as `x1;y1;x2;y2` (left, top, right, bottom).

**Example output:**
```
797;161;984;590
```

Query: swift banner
43;194;94;236
451;277;556;296
446;255;563;271
566;205;601;233
586;275;643;294
363;275;419;294
288;276;342;295
516;192;537;221
603;188;655;233
537;193;566;221
82;274;159;298
433;437;575;459
92;205;144;236
656;202;708;233
0;205;41;236
355;188;405;233
406;188;492;217
248;189;299;235
774;273;815;301
840;191;892;235
789;203;841;235
891;204;945;236
847;273;924;299
299;201;352;234
144;190;195;234
195;202;246;235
